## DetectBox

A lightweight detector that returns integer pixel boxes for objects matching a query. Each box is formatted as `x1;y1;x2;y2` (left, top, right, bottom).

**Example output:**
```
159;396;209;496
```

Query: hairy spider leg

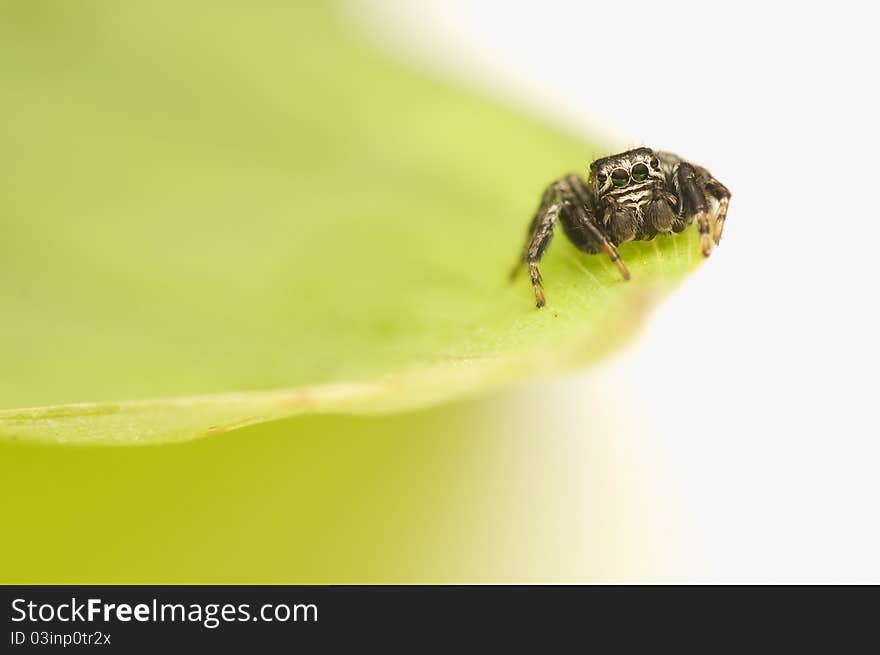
704;176;731;244
524;202;561;308
512;177;630;307
566;175;631;281
676;163;713;257
509;184;557;281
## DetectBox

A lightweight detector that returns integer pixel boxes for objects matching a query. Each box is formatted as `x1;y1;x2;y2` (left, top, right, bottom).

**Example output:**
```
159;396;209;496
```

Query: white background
357;0;879;581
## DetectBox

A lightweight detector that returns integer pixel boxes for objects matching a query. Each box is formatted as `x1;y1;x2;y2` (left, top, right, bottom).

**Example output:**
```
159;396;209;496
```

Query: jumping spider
510;147;730;307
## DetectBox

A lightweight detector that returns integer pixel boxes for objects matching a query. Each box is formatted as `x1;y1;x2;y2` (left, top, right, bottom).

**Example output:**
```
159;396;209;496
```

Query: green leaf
0;2;702;445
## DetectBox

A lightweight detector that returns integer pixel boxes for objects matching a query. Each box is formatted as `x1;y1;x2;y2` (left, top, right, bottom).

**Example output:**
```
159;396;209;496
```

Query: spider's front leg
566;176;631;282
511;200;563;308
674;162;732;254
675;162;714;257
511;176;629;308
705;176;731;244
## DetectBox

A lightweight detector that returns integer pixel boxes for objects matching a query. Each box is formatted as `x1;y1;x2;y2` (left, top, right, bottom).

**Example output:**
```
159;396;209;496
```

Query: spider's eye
597;173;607;185
631;163;649;181
610;168;629;187
650;157;660;169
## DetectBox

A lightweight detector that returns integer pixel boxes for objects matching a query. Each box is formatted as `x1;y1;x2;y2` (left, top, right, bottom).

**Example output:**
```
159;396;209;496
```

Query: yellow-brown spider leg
676;163;713;257
510;184;557;281
521;202;561;308
602;241;631;281
696;211;713;257
568;178;631;281
573;204;631;281
705;177;732;244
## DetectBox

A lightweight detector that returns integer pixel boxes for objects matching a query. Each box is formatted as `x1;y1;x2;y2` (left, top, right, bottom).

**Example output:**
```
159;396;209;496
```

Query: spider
510;147;731;307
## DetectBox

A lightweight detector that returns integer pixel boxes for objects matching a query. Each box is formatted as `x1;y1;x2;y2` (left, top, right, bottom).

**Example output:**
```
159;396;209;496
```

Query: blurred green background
0;1;687;580
0;382;678;583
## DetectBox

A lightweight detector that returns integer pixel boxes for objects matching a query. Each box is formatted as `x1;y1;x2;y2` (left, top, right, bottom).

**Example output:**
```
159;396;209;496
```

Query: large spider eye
610;168;629;187
597;173;607;185
631;163;649;181
650;157;660;169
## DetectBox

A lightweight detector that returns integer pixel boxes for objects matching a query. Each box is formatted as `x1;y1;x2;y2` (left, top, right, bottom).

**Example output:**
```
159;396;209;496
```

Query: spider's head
589;147;664;196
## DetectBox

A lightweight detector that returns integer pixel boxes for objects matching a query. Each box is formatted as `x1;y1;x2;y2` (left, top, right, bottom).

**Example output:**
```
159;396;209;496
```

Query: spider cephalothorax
511;147;730;307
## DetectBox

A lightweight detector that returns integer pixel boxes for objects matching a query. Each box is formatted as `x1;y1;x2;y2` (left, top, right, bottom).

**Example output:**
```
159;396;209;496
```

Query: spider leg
522;202;562;308
509;184;556;281
676;162;713;257
512;176;629;307
704;176;731;244
565;175;631;280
